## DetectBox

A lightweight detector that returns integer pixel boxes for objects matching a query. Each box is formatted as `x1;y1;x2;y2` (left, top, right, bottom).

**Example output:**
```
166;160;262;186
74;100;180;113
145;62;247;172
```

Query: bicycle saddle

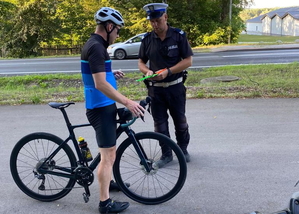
48;102;75;109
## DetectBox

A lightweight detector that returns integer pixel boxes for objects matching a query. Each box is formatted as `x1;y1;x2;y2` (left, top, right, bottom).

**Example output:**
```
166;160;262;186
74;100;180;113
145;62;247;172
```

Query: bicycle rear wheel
10;132;77;202
113;132;187;205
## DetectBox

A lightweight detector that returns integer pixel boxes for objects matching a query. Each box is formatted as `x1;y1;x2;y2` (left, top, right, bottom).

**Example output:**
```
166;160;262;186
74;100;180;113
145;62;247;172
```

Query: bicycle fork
126;130;152;172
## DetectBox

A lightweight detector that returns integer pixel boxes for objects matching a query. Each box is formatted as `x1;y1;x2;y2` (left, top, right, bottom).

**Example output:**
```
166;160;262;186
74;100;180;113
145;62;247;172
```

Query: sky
249;0;299;8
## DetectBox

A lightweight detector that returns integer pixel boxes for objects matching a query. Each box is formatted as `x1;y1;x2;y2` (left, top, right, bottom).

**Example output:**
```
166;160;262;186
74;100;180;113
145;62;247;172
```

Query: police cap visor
147;11;165;19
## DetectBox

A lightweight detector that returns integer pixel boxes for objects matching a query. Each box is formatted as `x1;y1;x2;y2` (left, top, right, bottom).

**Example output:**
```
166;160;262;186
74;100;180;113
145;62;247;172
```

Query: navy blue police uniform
139;25;193;156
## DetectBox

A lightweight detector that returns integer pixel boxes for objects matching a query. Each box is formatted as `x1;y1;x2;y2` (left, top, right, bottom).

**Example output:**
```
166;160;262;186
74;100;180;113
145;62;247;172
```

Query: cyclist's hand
126;100;145;118
113;70;125;80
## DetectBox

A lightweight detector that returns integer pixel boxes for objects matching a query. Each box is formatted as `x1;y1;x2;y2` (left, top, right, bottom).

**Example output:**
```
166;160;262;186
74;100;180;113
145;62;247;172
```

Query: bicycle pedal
83;192;89;203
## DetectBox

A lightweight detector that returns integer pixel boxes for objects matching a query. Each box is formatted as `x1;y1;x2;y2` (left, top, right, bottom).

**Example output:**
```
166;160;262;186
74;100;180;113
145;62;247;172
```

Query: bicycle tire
113;131;187;205
10;132;77;202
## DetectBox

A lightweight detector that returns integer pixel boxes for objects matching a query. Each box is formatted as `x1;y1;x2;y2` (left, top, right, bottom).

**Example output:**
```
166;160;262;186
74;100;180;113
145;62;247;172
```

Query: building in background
245;15;263;35
246;7;299;36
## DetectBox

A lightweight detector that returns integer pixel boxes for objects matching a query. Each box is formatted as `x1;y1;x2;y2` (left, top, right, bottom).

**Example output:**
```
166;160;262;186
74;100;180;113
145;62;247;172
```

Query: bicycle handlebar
120;96;152;128
120;117;137;128
48;97;152;129
139;96;152;109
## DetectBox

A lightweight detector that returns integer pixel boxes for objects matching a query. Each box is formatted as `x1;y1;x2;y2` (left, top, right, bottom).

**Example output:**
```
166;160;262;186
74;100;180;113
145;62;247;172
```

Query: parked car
108;33;146;60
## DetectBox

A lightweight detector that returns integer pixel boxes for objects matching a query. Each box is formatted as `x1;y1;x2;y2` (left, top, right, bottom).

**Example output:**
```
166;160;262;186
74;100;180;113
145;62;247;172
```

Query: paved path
2;98;299;214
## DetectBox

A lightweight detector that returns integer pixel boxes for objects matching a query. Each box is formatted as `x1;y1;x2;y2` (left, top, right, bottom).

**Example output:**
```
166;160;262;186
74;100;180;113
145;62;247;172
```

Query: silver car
107;33;146;60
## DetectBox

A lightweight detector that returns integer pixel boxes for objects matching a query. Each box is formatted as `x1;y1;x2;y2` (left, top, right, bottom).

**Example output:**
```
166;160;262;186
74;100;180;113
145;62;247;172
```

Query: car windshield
126;34;144;43
131;36;142;43
107;33;146;59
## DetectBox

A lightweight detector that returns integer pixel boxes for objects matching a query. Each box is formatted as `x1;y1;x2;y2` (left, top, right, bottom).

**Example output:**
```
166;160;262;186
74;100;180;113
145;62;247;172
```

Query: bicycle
10;97;187;205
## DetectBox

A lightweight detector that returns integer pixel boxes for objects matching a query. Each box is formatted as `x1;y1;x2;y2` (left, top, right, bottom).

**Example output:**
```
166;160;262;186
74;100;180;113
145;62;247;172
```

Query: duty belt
148;77;183;88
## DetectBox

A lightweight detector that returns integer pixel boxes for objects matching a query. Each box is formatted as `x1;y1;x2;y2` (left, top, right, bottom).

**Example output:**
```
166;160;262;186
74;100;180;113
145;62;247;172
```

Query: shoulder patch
141;32;151;42
174;28;185;35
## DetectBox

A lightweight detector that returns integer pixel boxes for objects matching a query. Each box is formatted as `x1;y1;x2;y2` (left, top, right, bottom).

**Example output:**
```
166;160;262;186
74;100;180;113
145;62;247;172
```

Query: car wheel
115;49;126;60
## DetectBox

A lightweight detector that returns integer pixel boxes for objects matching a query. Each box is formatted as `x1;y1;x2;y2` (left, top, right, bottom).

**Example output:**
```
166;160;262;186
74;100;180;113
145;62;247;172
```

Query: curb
209;44;299;52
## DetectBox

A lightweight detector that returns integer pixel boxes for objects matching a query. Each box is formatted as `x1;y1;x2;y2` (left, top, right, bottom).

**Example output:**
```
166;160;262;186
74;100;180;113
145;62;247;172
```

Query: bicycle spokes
113;132;187;205
10;133;77;202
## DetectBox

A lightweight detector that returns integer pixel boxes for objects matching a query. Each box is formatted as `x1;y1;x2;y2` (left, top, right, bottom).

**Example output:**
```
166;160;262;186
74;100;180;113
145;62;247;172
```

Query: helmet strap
103;22;116;44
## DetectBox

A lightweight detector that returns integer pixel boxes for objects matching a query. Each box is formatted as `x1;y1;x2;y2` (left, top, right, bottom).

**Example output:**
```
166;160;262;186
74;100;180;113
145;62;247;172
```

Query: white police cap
143;3;168;20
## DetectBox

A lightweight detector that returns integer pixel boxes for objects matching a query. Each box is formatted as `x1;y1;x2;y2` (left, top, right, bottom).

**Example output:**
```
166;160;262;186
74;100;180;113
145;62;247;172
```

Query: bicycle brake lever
139;96;152;122
145;97;151;114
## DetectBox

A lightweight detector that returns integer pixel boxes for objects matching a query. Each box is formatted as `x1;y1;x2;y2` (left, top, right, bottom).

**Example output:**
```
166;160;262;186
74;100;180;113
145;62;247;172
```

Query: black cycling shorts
86;103;117;148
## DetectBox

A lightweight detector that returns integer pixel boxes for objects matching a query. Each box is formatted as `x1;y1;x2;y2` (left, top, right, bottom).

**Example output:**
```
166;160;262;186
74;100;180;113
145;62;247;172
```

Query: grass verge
1;62;299;105
237;34;299;43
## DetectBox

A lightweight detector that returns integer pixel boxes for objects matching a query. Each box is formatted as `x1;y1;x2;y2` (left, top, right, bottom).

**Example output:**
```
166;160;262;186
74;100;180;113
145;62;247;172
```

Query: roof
266;6;299;18
247;6;299;23
283;11;299;19
247;15;264;23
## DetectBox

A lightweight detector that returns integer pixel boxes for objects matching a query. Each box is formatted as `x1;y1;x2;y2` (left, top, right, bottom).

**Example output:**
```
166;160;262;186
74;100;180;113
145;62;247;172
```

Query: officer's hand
145;70;155;80
146;70;154;76
153;69;168;81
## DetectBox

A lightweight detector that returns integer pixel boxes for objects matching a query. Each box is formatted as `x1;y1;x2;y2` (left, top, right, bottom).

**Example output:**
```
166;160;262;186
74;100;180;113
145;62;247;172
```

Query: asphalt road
1;46;299;75
2;98;299;214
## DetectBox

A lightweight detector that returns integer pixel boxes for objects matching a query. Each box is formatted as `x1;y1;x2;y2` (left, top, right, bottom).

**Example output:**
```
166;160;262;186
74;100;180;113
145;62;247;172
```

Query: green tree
51;0;87;46
48;0;109;47
0;1;17;57
0;0;255;58
109;0;253;46
6;0;60;58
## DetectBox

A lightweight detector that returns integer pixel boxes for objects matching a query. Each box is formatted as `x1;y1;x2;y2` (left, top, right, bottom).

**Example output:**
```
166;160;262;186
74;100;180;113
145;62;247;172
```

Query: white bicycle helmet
94;7;124;27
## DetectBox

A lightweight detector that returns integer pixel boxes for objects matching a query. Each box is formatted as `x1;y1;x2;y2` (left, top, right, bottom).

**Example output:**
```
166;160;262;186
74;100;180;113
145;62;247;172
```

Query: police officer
138;3;193;167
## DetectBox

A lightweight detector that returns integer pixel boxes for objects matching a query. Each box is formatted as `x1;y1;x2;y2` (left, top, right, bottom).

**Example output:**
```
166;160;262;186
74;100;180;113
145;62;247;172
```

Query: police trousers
148;82;190;156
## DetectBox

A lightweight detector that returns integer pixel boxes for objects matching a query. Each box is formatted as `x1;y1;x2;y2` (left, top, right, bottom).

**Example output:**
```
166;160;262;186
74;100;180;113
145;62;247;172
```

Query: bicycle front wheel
113;132;187;205
10;132;77;202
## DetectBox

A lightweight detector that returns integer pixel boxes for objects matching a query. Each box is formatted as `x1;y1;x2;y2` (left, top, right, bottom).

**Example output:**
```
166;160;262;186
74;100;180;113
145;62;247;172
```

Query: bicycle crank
75;166;94;203
75;166;94;186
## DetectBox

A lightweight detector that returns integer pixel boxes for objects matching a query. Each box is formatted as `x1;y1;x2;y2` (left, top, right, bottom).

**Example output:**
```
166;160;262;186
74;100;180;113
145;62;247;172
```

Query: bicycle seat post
59;108;73;132
48;102;75;132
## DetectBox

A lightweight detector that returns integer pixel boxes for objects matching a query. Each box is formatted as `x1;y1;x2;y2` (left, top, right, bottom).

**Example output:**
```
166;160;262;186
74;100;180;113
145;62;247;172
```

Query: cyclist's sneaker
183;150;190;162
109;180;130;192
99;200;129;214
153;155;173;168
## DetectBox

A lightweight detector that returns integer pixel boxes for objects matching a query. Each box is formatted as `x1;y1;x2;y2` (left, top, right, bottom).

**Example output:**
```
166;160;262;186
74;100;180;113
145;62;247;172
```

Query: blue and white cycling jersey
81;34;117;109
81;59;117;109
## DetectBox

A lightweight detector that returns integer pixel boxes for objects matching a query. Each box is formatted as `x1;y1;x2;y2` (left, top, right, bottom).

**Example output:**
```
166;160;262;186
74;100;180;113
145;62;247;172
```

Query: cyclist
81;7;144;214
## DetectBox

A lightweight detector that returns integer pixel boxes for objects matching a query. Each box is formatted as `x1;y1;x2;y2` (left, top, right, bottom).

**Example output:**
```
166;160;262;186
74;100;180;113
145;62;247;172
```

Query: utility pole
228;0;232;44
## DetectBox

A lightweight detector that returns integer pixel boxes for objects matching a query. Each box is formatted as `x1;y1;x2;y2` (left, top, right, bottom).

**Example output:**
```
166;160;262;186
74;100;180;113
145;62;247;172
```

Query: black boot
109;180;130;192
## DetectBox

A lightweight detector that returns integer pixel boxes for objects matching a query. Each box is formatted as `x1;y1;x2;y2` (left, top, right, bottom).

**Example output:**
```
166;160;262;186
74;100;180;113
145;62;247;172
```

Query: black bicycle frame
38;106;152;178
